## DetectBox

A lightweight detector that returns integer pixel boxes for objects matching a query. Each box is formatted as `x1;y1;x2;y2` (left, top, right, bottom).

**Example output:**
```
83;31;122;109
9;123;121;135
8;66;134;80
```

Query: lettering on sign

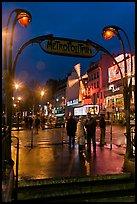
112;87;120;92
67;99;78;106
45;37;93;58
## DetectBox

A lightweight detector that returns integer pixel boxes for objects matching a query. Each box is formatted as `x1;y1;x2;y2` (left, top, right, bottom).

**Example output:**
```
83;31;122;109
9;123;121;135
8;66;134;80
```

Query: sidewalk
11;128;131;181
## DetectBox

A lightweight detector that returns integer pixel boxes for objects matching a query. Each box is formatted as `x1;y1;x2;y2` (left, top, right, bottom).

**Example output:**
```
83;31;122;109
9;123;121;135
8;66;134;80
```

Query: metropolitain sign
45;37;93;58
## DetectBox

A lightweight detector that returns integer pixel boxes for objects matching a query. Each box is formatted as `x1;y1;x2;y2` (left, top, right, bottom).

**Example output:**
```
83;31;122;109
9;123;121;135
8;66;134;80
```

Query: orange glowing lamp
102;29;116;40
102;26;119;40
17;12;31;27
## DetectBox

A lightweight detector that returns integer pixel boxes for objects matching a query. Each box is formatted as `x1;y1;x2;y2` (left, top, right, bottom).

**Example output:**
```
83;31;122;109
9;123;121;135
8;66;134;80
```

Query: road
11;124;126;180
12;124;126;146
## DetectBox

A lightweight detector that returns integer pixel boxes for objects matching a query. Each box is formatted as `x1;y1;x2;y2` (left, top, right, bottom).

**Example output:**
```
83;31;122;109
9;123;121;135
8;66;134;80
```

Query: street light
14;83;20;90
3;9;32;161
41;90;45;98
40;90;45;115
102;25;133;158
14;81;22;90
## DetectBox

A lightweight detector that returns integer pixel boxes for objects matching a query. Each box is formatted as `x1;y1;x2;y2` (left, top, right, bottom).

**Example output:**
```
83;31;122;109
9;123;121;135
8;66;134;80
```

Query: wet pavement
11;125;127;181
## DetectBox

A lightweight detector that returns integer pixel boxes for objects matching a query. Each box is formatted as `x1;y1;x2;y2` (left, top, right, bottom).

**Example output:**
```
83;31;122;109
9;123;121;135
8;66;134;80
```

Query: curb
123;158;135;179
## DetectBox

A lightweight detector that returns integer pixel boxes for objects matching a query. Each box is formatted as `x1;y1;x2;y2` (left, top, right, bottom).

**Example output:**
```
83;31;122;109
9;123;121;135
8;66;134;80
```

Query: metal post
5;75;13;160
61;131;63;145
102;25;134;159
11;136;19;201
117;32;132;158
3;9;32;162
17;113;19;131
31;126;34;148
110;121;112;150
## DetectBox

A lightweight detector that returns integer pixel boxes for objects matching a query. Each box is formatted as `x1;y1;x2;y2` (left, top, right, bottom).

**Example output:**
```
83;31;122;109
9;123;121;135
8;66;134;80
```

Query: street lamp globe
102;27;116;40
11;8;32;26
17;11;32;27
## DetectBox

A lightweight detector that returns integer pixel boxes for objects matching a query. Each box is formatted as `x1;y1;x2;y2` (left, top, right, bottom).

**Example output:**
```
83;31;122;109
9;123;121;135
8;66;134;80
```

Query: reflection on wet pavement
11;126;126;181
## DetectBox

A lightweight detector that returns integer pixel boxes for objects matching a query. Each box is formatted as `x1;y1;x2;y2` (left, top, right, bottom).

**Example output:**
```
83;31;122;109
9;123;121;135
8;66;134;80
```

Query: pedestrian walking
66;115;77;148
99;114;106;147
29;116;33;130
76;116;86;153
41;115;46;130
34;115;40;134
85;113;97;154
24;116;29;128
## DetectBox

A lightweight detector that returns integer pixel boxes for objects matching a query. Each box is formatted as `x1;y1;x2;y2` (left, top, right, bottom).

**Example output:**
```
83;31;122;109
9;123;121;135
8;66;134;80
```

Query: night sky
2;2;135;84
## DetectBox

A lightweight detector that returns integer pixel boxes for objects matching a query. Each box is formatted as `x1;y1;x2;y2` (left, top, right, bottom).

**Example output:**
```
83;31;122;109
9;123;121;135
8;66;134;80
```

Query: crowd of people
24;115;41;134
24;112;106;153
66;113;106;154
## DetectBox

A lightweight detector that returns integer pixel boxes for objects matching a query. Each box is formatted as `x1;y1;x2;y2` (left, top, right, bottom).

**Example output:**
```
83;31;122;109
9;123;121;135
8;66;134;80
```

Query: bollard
61;131;63;145
31;126;34;148
110;121;112;150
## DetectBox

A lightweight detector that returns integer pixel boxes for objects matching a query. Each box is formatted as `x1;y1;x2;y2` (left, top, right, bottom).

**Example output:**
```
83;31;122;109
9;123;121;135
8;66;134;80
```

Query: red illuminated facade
81;53;135;121
58;53;135;120
82;54;113;114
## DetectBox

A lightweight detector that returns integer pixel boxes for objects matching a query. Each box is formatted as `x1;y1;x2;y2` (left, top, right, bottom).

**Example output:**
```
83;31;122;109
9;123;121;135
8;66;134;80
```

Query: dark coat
66;117;77;137
85;117;97;135
99;116;106;128
35;117;40;127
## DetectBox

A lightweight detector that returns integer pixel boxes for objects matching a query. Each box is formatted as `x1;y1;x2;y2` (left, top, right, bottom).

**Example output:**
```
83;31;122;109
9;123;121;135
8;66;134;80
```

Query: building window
94;82;96;88
94;72;96;79
88;88;90;95
97;81;99;88
97;71;99;78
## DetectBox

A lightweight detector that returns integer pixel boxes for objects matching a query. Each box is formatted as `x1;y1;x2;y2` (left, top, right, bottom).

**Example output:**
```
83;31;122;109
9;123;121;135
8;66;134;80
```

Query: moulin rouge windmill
67;63;88;102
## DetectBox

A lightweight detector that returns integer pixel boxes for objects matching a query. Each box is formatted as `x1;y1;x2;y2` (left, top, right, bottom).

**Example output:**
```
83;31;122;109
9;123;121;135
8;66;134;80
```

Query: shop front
74;104;99;117
105;86;125;124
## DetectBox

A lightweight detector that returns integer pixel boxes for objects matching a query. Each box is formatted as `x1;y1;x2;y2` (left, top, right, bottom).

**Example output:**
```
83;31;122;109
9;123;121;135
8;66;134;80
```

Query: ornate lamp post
3;9;32;161
102;25;133;159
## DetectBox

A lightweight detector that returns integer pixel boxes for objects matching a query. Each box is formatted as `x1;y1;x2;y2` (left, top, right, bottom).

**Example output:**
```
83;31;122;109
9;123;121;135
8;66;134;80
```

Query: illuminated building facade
53;78;67;116
56;53;135;121
65;70;80;117
82;53;135;122
85;54;113;115
105;54;135;122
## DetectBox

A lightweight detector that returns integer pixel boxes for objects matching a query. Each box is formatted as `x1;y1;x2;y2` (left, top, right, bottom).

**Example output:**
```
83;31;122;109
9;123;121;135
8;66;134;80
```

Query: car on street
54;116;65;128
45;117;55;129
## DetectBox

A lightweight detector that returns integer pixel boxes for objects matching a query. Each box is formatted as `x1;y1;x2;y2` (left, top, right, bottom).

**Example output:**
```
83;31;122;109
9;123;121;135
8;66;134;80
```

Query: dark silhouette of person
29;116;33;130
85;113;97;154
66;115;77;148
99;114;106;147
41;115;46;130
24;116;29;128
34;115;40;134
